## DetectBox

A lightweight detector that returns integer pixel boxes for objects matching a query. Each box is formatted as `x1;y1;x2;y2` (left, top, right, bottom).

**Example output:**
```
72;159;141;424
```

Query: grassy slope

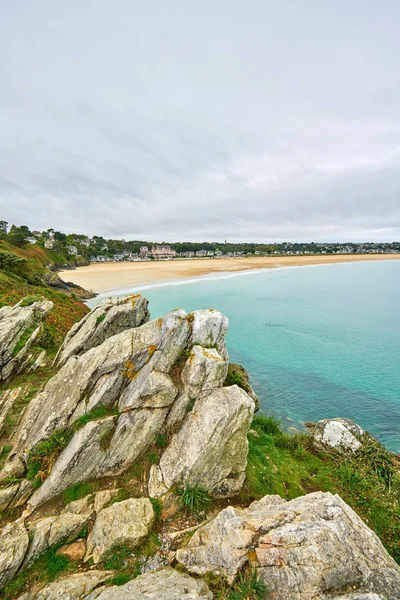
243;415;400;563
0;242;89;346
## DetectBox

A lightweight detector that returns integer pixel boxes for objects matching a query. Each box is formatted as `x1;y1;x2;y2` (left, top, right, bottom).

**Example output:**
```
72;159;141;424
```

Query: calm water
90;261;400;452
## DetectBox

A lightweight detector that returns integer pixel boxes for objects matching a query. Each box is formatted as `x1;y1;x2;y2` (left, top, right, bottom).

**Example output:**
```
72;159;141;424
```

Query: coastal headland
60;253;400;293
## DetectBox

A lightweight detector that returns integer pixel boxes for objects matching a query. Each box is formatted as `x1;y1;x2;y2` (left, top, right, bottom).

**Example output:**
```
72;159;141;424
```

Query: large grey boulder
93;567;213;600
149;385;254;498
0;517;29;587
54;295;149;368
16;570;113;600
313;418;366;455
176;491;400;599
0;298;53;381
85;498;155;563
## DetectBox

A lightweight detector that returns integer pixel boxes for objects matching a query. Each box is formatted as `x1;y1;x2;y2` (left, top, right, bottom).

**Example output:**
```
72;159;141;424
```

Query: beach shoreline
59;254;400;295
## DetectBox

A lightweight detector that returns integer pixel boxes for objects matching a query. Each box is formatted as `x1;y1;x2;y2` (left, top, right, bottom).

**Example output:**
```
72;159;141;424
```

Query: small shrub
0;444;12;458
19;294;43;307
229;569;269;600
72;406;117;430
186;398;196;412
149;450;159;465
103;546;132;570
96;314;106;324
178;485;211;517
107;573;132;586
27;429;74;486
155;433;167;448
252;414;281;437
63;482;93;504
150;497;162;520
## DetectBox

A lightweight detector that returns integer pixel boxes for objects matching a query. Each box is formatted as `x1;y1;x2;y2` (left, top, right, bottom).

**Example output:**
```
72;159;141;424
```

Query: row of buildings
89;245;239;263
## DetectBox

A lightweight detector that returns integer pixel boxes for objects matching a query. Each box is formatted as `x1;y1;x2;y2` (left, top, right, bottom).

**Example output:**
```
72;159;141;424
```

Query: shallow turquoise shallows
90;260;400;452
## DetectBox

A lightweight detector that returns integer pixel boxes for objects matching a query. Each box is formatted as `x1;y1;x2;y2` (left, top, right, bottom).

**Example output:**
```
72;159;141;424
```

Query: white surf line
86;261;343;306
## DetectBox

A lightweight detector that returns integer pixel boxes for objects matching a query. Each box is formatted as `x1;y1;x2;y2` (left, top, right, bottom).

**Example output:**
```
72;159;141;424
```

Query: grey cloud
1;0;400;241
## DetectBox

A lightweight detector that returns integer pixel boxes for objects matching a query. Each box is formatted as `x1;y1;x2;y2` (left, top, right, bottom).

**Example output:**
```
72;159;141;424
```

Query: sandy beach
59;254;400;294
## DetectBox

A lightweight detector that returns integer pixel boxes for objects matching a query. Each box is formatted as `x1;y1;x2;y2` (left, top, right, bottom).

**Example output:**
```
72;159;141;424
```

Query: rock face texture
85;498;155;563
149;385;254;498
176;491;400;599
313;418;366;455
94;567;213;600
0;298;53;381
15;570;113;600
54;294;150;368
0;302;255;509
0;518;29;587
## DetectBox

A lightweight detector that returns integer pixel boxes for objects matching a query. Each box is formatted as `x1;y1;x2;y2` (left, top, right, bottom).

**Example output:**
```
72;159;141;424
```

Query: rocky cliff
0;296;399;599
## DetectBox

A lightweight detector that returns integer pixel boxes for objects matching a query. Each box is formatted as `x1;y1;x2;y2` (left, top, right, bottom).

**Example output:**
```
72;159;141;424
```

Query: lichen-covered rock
0;298;53;381
93;567;213;600
15;570;112;600
176;491;400;598
313;418;366;455
54;295;150;368
24;509;92;566
3;309;189;474
0;479;33;510
166;345;228;429
148;385;254;498
85;498;155;563
189;309;229;360
0;385;30;436
0;517;29;587
29;418;116;508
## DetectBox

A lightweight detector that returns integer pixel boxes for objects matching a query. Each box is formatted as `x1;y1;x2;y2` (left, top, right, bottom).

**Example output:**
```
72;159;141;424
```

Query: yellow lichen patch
187;313;195;323
122;359;137;380
247;549;258;565
122;293;141;306
148;345;158;357
157;318;163;328
202;349;223;361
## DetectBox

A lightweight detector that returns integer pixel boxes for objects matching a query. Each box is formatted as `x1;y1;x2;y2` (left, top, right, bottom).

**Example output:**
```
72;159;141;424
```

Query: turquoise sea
90;260;400;452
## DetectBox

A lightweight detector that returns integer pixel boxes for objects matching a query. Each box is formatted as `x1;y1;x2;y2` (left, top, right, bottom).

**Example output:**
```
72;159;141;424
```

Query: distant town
1;221;399;263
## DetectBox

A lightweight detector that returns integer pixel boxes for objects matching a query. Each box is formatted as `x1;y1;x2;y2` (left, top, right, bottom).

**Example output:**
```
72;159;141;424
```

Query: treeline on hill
2;221;400;260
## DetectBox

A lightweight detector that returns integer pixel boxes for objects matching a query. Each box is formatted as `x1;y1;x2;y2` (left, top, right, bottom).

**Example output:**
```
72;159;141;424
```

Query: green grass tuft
177;485;211;517
63;482;94;504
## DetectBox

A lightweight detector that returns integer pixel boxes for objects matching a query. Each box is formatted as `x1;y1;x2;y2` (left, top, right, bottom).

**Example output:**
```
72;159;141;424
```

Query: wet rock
176;491;400;598
149;385;254;498
85;497;155;563
54;295;150;368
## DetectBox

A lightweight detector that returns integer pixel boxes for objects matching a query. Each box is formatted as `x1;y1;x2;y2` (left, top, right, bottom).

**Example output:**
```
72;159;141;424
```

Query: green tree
7;225;32;248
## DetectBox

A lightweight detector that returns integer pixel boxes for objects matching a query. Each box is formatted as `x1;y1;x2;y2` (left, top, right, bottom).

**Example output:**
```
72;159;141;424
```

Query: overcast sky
1;0;400;242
